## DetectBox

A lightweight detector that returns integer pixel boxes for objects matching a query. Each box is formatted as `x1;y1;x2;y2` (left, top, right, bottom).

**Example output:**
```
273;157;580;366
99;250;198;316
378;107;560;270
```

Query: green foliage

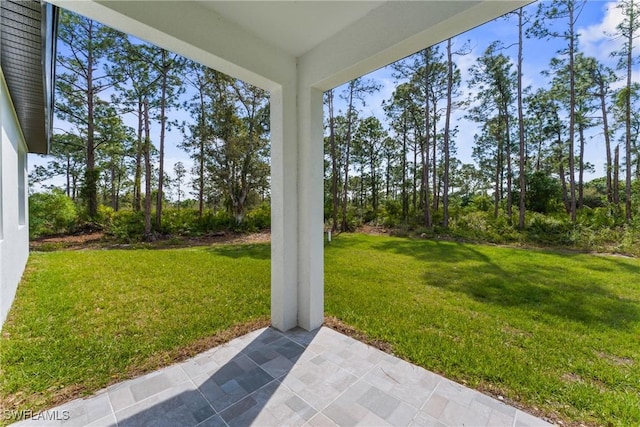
525;212;573;246
29;191;78;238
243;202;271;231
526;171;563;214
103;210;145;242
380;199;402;228
467;194;493;212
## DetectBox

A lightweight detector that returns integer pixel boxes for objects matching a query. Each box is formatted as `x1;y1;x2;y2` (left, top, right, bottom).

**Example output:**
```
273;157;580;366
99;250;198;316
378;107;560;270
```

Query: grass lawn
0;244;271;419
1;234;639;426
325;234;640;426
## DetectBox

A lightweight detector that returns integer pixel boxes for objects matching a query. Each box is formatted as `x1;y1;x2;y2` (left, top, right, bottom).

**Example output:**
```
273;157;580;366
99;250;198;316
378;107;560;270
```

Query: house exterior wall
0;66;30;327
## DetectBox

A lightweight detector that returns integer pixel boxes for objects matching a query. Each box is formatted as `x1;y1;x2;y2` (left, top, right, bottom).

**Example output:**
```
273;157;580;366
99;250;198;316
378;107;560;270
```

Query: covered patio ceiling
48;0;531;332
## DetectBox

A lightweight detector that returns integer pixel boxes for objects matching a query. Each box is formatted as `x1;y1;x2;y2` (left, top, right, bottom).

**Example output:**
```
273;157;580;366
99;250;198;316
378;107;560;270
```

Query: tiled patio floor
12;327;553;427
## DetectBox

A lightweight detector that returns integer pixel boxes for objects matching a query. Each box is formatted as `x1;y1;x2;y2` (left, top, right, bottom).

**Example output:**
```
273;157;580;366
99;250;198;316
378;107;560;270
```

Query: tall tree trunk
598;82;613;204
568;2;577;222
133;99;143;212
402;116;408;222
559;133;570;214
423;59;432;227
156;50;168;229
625;1;635;223
327;90;339;232
412;144;418;211
517;7;526;229
341;84;355;232
86;24;97;219
144;99;153;240
578;125;586;209
494;127;502;219
505;116;513;219
614;144;621;205
422;49;432;228
197;85;206;219
385;151;391;200
111;166;117;210
66;157;71;198
432;114;438;212
443;39;453;228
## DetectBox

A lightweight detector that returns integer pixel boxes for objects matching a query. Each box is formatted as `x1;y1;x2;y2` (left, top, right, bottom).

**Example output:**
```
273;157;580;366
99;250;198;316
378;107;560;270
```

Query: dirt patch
30;231;272;251
357;224;390;236
30;232;105;251
596;351;634;367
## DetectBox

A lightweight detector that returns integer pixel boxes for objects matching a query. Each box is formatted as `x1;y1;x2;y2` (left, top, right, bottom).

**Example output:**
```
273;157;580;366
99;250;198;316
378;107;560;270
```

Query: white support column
297;86;324;331
270;83;299;331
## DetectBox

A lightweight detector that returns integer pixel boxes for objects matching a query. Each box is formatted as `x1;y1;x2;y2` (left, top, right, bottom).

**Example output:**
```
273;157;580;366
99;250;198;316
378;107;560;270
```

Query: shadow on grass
371;238;640;331
206;243;270;260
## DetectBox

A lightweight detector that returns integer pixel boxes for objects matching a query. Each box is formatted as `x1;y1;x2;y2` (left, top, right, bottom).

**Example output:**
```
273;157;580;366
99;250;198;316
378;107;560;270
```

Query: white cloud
578;0;630;63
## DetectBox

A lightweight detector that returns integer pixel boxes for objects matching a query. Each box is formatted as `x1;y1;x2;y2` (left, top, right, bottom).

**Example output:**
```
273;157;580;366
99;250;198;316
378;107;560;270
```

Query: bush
105;210;145;242
29;191;78;238
525;212;573;245
244;202;271;231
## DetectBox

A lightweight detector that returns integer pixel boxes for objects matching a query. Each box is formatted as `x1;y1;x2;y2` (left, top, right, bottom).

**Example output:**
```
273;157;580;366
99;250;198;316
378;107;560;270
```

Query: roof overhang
1;0;57;154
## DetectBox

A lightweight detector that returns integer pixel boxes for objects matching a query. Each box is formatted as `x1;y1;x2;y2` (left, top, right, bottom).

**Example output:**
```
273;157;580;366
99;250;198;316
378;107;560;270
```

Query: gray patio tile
362;358;440;409
306;412;339;427
286;326;321;347
435;378;478;407
356;411;393;426
488;408;517;426
285;395;317;421
474;393;517;417
322;401;365;427
410;411;448;427
320;341;384;378
422;391;449;419
192;353;275;412
17;327;553;427
195;414;226;427
320;380;378;426
252;353;295;378
129;373;172;402
280;356;359;410
386;402;420;426
438;397;492;427
219;381;314;427
107;382;136;412
356;385;402;419
122;364;190;404
115;383;214;427
84;413;117;427
194;364;275;412
12;392;114;427
181;353;224;379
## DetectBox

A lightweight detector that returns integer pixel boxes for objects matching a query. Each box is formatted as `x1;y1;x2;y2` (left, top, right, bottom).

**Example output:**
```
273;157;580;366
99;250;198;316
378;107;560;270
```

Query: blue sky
32;0;639;194
331;0;637;181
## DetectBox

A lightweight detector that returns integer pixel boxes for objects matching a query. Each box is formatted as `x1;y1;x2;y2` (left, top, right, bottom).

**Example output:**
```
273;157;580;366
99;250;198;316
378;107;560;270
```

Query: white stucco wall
0;66;30;328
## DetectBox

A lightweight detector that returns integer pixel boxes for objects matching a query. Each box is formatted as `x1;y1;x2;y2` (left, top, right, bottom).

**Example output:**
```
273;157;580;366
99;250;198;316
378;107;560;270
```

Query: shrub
29;191;78;238
104;210;145;242
244;202;271;231
525;212;573;245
